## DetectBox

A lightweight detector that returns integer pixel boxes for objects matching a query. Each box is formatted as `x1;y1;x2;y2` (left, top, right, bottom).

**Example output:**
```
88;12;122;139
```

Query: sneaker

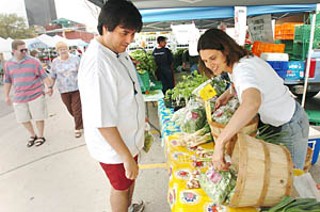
128;200;145;212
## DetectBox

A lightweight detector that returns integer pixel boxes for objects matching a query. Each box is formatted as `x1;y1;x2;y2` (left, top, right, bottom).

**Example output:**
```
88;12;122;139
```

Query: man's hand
46;88;53;96
123;156;139;180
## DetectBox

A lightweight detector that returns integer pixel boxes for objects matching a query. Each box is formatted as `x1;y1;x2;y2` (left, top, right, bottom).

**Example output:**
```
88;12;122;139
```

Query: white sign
248;14;274;43
234;6;247;46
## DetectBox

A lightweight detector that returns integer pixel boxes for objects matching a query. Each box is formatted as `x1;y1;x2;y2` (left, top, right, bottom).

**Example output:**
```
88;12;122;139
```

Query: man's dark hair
97;0;143;35
157;36;167;44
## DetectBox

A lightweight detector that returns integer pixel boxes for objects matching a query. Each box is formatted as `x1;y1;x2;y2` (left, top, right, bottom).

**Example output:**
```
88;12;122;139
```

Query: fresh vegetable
262;196;320;212
198;166;237;205
211;97;239;124
130;49;157;78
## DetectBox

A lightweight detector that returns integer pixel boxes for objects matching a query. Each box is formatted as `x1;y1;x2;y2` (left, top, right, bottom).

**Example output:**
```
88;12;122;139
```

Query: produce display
164;72;208;109
174;124;212;147
130;49;160;93
172;99;206;133
130;49;157;78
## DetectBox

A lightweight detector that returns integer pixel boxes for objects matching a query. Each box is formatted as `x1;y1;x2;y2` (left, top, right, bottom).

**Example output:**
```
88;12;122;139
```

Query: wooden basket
204;100;259;155
205;101;258;138
229;133;293;208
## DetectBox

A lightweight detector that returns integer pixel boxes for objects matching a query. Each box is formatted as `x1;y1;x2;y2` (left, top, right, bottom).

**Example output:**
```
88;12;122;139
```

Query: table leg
145;102;161;135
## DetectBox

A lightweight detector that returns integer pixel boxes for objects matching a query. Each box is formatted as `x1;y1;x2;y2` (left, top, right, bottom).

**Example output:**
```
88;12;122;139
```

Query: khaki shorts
13;95;48;123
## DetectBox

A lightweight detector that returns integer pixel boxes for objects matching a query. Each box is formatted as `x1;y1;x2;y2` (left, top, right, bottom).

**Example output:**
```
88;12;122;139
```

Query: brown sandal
27;135;37;147
35;137;46;146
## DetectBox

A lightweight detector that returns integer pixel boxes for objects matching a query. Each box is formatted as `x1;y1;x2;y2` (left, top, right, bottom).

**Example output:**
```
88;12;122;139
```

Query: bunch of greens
256;124;288;145
130;49;157;78
261;196;320;212
166;72;208;102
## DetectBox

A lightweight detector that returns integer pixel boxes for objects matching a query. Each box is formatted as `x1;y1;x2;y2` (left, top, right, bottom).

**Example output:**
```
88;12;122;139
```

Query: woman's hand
123;157;139;180
212;143;230;171
214;87;234;110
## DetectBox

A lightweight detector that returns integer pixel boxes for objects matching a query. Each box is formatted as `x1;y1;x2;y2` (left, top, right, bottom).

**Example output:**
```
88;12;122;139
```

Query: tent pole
301;12;316;108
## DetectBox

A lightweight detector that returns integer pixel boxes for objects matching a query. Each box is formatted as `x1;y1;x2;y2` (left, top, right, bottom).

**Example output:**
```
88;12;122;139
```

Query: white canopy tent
37;34;56;48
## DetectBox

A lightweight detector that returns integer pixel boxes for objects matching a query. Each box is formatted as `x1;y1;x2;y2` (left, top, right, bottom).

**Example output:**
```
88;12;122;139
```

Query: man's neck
14;55;24;62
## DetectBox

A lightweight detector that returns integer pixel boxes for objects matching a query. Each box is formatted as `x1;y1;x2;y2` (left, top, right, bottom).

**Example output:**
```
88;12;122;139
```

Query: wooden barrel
229;133;293;208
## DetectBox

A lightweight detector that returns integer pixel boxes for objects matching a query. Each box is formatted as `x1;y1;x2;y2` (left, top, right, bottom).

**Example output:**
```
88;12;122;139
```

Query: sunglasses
20;48;28;53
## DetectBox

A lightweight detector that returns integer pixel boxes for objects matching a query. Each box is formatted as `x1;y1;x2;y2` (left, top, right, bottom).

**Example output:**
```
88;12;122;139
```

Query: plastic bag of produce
212;97;239;125
143;123;155;153
177;99;206;133
198;166;237;205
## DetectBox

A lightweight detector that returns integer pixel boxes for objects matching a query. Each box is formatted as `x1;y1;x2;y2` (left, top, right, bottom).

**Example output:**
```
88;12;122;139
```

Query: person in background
78;0;145;211
197;29;309;170
30;49;40;60
182;49;199;73
152;36;175;94
50;41;83;138
3;40;53;147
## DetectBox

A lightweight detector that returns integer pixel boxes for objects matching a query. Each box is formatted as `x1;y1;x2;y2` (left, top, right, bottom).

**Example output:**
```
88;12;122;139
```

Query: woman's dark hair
97;0;142;35
197;28;252;77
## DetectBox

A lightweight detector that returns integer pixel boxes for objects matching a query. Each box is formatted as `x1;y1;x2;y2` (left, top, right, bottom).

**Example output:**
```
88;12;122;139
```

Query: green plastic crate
150;81;163;91
138;71;150;93
306;110;320;126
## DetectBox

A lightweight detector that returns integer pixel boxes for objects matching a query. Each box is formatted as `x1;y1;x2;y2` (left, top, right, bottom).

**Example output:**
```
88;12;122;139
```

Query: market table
143;89;164;134
157;99;259;212
157;95;320;212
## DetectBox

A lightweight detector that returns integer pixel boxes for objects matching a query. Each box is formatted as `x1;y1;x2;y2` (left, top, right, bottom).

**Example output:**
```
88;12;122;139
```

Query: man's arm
43;77;54;96
4;83;12;105
98;127;139;180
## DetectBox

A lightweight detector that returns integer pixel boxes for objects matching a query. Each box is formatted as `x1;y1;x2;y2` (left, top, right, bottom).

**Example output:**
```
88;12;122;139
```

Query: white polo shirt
231;56;295;127
78;39;145;164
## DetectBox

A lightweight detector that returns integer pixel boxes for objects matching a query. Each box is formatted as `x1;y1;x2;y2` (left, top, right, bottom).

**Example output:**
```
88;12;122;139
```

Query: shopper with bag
197;28;309;170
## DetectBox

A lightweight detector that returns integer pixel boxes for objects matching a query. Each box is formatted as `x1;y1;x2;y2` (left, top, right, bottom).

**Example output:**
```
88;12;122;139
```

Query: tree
0;14;37;39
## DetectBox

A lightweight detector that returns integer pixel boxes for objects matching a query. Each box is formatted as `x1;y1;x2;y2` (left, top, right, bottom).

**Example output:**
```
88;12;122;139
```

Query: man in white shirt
78;1;145;211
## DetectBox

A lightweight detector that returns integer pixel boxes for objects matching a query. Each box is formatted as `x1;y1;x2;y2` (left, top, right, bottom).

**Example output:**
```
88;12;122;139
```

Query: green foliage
166;71;208;101
130;49;157;78
0;13;37;39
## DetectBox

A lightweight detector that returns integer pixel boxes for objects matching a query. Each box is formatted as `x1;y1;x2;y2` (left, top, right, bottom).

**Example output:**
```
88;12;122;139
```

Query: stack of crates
138;71;150;93
252;41;285;57
275;22;303;59
275;22;302;40
260;53;289;79
292;13;320;60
